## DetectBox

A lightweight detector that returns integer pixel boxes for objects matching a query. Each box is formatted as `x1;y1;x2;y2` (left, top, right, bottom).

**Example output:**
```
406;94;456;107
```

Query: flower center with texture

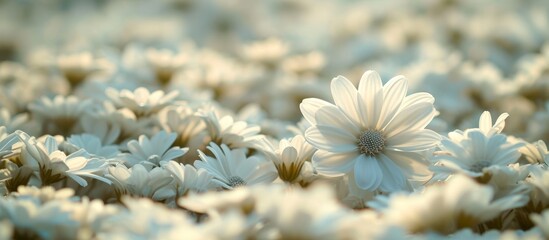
357;130;385;156
228;176;247;188
469;161;491;173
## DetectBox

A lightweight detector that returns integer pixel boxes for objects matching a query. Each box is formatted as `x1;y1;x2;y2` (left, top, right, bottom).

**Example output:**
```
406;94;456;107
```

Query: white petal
377;75;407;129
386;129;441;152
315;105;360;136
383;101;435;138
357;71;383;128
383;150;432;181
305;126;357;153
331;76;360;125
479;111;492;134
300;98;333;125
377;154;407;192
401;92;435;108
312;150;358;176
354;155;382;191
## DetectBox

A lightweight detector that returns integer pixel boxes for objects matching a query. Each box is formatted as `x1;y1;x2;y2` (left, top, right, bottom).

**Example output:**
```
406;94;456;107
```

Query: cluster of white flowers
1;0;549;239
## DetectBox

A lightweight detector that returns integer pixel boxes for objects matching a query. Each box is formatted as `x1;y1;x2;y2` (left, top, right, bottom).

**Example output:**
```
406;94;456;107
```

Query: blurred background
1;0;548;142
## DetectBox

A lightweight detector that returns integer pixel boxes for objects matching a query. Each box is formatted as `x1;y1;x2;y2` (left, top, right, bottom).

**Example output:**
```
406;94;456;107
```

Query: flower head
121;131;188;168
300;70;439;191
20;134;111;187
432;112;525;181
194;142;277;189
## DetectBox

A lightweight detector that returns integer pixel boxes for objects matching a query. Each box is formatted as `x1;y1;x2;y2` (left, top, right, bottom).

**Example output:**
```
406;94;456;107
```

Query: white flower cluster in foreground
1;0;549;239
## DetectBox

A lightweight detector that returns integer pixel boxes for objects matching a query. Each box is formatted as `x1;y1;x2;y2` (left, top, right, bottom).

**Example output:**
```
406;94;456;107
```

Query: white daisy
105;87;179;117
525;165;549;210
0;194;79;239
28;95;92;136
253;184;358;240
106;164;175;202
194;142;277;189
519;140;549;165
300;70;440;191
432;112;525;181
96;197;199;239
262;135;316;183
241;38;289;68
163;160;213;197
19;134;111;187
121;131;188;168
199;108;265;150
157;106;207;164
378;175;527;235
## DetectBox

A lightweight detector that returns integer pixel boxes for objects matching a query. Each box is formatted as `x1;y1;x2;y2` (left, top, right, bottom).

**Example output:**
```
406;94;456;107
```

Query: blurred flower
530;209;549;239
242;38;289;69
63;133;120;159
20;134;111;187
378;175;526;234
121;131;188;168
301;70;439;191
28;95;92;136
519;140;549;165
199;108;265;150
262;135;315;183
163;160;213;198
254;184;360;240
105;87;179;117
432;112;524;182
106;164;174;202
194;142;277;189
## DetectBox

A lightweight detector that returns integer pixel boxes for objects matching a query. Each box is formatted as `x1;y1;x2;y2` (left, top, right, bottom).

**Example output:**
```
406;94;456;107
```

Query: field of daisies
1;0;549;239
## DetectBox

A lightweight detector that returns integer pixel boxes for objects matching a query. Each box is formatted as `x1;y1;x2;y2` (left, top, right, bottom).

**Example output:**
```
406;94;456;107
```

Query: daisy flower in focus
300;70;440;192
194;142;277;190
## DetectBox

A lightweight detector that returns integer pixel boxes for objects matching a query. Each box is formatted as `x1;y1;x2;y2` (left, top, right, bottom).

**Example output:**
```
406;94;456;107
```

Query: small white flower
121;131;188;168
179;185;255;214
519;140;549;165
106;164;175;202
300;70;440;191
0;195;79;239
96;197;198;239
194;142;277;189
262;135;315;183
20;134;111;187
253;184;358;240
242;38;289;67
526;165;549;209
378;175;526;234
163;160;213;197
199;108;265;150
432;112;525;181
105;87;178;116
28;95;92;135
